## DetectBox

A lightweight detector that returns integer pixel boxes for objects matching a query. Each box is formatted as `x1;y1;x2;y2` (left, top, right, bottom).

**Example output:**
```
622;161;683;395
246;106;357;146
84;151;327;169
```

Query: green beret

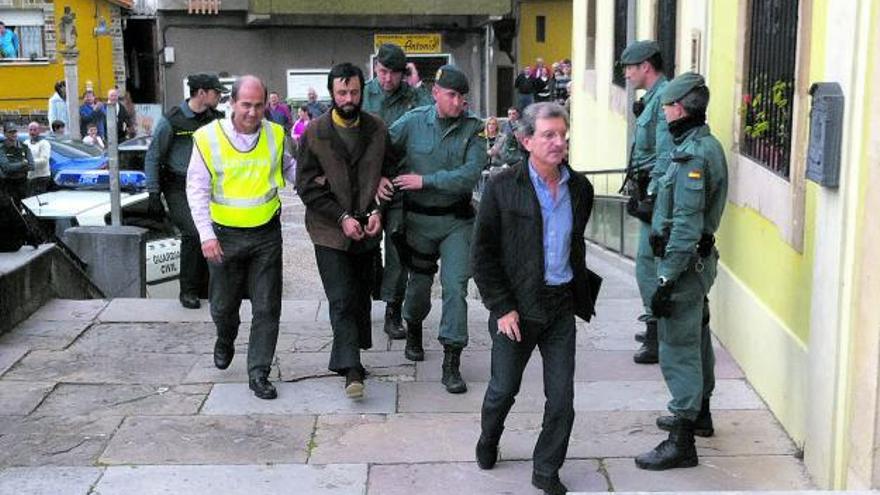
661;72;706;105
434;64;469;94
376;43;407;72
619;40;660;65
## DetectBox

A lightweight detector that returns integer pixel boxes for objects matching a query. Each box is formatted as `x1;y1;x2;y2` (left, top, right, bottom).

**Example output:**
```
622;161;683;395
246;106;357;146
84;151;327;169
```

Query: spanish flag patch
688;170;702;179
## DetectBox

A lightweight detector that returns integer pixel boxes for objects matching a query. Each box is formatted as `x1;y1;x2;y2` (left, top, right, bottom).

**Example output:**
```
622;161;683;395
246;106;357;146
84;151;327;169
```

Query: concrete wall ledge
0;244;104;336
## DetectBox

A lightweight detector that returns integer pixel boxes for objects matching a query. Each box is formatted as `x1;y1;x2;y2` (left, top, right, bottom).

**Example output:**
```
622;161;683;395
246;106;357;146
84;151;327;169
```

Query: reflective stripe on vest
194;119;285;227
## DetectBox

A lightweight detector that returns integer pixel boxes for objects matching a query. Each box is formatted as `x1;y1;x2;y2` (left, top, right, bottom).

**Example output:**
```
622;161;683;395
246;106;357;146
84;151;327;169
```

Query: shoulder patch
687;170;702;179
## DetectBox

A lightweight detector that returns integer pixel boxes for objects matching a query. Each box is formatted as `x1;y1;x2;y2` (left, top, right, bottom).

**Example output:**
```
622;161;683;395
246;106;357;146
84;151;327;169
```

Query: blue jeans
208;215;282;379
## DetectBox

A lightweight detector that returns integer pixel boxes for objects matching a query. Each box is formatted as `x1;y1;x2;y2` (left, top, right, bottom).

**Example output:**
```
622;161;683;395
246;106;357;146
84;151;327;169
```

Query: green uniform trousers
402;212;473;349
380;207;408;304
635;219;658;318
657;257;716;420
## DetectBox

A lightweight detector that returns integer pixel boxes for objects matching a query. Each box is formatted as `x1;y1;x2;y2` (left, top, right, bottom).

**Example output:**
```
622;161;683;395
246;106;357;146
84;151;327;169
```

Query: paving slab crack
305;415;319;463
25;380;61;415
62;320;99;351
597;458;614;491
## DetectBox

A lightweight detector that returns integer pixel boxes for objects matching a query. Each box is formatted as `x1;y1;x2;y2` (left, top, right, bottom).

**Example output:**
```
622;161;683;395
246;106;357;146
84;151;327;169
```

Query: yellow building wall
0;0;118;113
569;0;627;179
707;0;818;343
840;0;880;488
519;0;573;68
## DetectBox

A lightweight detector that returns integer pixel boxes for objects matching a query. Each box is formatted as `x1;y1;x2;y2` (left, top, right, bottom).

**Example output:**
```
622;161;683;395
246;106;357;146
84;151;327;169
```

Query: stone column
62;49;80;139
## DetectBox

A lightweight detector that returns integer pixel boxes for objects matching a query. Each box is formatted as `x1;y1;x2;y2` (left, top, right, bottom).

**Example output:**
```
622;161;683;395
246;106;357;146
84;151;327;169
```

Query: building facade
569;0;880;489
147;0;514;115
0;0;129;120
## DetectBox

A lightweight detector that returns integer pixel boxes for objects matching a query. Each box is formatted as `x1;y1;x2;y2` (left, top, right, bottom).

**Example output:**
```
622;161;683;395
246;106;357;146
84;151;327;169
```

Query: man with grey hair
472;102;599;494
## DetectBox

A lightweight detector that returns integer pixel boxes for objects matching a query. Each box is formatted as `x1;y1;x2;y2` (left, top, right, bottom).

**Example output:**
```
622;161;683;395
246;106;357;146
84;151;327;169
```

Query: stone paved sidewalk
0;197;816;494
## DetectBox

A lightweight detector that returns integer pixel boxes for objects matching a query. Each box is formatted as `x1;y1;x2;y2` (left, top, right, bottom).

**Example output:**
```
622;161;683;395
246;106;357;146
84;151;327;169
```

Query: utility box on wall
806;82;844;188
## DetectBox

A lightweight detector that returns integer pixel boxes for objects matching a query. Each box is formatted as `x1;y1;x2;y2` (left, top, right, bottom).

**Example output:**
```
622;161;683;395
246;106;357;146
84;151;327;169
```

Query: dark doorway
496;66;514;116
656;0;677;76
123;19;159;103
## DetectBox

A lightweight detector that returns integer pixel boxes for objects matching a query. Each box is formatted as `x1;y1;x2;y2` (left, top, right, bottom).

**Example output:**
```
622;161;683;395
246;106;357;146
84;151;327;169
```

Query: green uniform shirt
652;124;728;281
362;78;433;127
389;105;486;207
631;76;674;196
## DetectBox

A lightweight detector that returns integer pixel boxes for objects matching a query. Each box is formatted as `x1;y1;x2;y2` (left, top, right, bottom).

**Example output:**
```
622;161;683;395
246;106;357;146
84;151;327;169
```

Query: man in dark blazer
471;102;599;495
296;62;396;399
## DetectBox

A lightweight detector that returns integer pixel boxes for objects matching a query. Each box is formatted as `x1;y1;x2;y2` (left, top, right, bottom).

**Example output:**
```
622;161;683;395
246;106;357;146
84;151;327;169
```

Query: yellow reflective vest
193;119;285;227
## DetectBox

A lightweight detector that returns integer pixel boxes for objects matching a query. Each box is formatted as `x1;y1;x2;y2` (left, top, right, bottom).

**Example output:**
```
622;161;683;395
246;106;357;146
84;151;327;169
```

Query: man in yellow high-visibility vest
187;75;297;400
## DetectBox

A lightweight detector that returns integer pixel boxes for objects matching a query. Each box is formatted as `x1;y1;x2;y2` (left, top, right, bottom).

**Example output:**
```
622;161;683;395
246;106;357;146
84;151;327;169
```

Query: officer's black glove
697;233;715;257
651;281;674;318
147;192;165;219
648;233;668;258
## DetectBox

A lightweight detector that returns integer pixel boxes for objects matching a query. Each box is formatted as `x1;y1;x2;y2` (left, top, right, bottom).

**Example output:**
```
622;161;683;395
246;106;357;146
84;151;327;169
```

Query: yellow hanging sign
374;34;443;54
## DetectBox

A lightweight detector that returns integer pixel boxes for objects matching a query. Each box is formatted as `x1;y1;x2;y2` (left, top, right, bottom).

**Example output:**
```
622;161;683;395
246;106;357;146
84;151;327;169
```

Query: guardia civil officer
619;40;673;364
362;43;433;340
635;73;728;470
145;73;225;309
389;65;486;394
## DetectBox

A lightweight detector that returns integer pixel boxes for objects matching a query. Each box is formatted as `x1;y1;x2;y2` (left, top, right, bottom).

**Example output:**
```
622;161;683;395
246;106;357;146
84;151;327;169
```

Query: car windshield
45;137;105;158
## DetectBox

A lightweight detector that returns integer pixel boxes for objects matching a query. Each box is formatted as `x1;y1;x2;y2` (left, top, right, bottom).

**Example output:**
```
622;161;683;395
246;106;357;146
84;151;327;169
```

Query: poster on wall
133;104;163;137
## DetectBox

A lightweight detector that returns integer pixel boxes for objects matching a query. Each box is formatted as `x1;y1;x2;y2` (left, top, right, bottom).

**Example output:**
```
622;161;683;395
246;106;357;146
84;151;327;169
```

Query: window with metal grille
655;0;676;75
536;15;546;43
741;0;799;178
612;0;628;87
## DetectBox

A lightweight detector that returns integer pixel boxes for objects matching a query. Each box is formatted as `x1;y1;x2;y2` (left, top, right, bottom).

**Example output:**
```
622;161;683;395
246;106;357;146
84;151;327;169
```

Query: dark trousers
480;287;576;479
1;178;28;205
163;175;209;298
315;245;375;374
208;216;282;379
27;177;52;197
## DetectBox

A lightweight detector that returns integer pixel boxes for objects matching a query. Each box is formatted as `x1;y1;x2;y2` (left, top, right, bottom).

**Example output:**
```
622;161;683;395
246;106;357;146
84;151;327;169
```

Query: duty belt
403;197;474;219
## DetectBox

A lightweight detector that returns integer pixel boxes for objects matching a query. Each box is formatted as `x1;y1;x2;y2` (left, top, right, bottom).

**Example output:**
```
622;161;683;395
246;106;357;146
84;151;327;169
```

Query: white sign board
286;69;331;101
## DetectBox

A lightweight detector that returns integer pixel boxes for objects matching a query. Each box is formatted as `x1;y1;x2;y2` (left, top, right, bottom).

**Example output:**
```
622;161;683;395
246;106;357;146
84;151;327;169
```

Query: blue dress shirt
528;162;573;285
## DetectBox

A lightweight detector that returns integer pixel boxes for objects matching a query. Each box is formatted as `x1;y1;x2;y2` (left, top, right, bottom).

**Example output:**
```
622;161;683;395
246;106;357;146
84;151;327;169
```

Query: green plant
740;76;793;144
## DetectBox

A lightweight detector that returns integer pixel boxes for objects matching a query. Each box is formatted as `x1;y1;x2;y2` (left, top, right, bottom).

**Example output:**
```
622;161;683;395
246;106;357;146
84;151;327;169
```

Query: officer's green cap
619;40;661;65
434;64;469;94
376;43;407;72
661;72;706;105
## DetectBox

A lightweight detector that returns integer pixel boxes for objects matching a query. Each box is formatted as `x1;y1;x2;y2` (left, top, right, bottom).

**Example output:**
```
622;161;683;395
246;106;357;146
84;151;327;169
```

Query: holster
624;169;653;222
390;228;439;275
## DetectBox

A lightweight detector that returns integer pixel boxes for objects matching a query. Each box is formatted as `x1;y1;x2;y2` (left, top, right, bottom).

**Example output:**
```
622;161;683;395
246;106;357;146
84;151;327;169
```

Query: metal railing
741;0;799;178
473;166;640;260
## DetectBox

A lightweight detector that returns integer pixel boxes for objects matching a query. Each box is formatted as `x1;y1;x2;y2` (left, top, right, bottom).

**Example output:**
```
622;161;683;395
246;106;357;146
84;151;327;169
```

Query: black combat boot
383;302;406;339
635;417;698;470
657;398;714;437
633;320;658;364
442;345;467;394
404;320;425;361
634;314;651;342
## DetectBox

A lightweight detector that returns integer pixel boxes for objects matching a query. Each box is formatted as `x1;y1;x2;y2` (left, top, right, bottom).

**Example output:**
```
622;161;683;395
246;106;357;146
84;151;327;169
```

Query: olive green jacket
389;105;486;207
362;78;433;127
652;124;728;282
631;76;674;196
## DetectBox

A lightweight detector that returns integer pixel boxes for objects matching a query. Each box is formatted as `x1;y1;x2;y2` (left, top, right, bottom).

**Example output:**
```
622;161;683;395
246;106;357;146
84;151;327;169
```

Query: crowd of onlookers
478;56;573;174
45;79;137;150
514;57;573;112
